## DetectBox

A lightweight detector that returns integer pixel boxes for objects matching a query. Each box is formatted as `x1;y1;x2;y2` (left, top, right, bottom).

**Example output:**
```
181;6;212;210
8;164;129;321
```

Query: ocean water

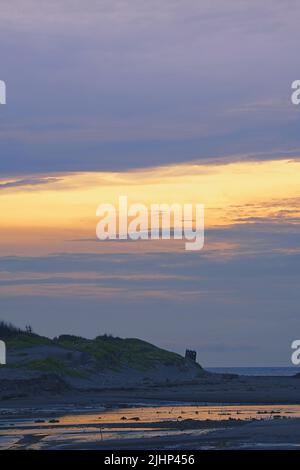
206;367;300;376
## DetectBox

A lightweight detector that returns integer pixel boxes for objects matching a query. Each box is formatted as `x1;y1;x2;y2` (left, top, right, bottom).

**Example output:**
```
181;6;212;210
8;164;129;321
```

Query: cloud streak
0;177;61;190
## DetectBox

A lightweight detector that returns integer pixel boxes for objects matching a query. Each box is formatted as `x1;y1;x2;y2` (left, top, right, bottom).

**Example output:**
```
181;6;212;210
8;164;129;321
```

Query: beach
2;374;300;450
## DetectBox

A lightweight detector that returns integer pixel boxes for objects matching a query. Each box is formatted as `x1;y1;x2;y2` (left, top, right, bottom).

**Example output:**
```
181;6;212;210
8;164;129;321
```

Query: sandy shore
62;418;300;450
2;374;300;409
2;374;300;450
2;402;300;450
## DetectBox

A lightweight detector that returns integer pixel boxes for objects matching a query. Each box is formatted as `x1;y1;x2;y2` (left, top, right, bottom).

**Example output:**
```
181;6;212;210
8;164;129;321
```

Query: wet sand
2;402;300;450
2;374;300;408
82;418;300;450
2;375;300;449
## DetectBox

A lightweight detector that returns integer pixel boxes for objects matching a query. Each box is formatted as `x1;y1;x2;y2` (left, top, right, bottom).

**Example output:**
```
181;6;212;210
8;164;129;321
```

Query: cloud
0;232;299;365
0;177;61;190
0;1;300;174
1;2;299;366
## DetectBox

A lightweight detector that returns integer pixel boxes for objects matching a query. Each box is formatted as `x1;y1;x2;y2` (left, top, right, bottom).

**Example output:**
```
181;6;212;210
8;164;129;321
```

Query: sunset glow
1;159;299;237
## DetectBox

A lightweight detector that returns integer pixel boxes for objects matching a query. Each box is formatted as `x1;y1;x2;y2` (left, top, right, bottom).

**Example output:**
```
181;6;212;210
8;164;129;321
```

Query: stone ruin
185;349;197;362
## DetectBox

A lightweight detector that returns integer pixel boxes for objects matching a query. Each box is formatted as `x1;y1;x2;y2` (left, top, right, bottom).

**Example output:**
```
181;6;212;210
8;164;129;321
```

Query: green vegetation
0;320;24;338
56;335;185;371
10;357;86;378
6;334;52;350
1;320;197;374
0;320;51;349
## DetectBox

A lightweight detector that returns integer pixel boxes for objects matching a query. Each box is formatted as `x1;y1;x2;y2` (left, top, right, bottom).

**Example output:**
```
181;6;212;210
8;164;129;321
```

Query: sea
206;367;300;376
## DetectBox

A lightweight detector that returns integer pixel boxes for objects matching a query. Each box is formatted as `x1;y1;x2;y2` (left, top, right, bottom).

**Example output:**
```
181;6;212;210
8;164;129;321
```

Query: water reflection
1;404;300;449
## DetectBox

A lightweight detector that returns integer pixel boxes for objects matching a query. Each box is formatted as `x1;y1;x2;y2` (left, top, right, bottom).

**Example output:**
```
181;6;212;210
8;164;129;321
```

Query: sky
0;1;300;366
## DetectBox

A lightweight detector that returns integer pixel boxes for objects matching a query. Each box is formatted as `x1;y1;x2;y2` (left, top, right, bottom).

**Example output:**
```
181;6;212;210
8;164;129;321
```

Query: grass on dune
1;320;196;373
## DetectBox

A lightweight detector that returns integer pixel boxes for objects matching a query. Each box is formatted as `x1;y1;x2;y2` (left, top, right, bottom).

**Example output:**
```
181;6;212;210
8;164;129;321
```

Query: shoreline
2;374;300;450
2;374;300;410
2;400;300;450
